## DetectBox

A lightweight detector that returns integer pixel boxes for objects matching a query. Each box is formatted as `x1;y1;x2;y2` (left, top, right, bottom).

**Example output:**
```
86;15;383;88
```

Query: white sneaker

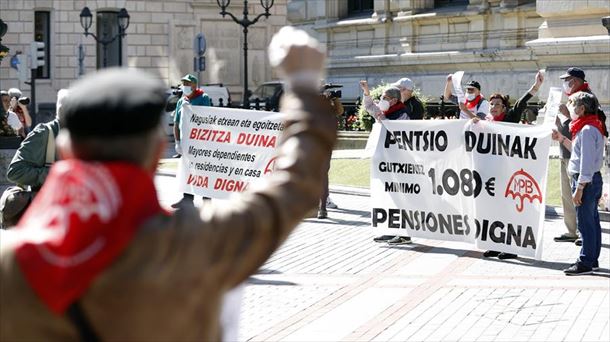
326;197;338;209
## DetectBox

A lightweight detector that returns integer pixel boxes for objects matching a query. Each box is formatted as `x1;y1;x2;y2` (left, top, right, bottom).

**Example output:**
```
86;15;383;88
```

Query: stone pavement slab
154;175;610;342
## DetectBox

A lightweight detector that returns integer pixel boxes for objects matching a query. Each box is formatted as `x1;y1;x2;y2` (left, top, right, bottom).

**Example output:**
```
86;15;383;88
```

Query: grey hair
384;87;401;101
569;91;598;114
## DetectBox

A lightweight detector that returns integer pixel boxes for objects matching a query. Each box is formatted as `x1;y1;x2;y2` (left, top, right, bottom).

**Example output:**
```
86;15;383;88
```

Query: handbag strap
45;123;56;166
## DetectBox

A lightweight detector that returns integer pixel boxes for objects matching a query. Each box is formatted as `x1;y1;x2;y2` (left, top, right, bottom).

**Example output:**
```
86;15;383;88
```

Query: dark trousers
572;172;603;268
319;156;330;211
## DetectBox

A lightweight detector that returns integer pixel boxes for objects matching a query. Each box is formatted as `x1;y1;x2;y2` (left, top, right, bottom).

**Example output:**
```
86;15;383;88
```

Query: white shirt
6;111;23;131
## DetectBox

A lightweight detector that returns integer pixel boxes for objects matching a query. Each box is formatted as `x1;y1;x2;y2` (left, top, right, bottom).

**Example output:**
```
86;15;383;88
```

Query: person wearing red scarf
554;67;608;246
0;30;336;341
486;71;544;123
360;81;414;245
360;82;410;122
172;73;212;208
443;77;490;119
552;91;606;276
477;71;544;260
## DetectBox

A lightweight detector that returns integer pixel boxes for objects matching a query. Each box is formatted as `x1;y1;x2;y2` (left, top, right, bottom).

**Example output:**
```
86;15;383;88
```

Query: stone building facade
288;0;610;112
0;0;287;114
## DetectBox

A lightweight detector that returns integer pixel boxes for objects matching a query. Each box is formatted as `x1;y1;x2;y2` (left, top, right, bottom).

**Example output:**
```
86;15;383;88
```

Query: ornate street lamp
216;0;274;108
79;6;130;68
0;19;9;63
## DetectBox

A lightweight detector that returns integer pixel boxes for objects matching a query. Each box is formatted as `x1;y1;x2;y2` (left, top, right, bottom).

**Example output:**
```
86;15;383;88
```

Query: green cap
181;74;198;85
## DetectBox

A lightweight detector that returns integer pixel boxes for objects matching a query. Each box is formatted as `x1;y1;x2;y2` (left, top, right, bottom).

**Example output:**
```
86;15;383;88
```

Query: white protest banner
452;71;465;103
363;122;382;158
370;120;551;259
543;87;563;127
177;105;283;199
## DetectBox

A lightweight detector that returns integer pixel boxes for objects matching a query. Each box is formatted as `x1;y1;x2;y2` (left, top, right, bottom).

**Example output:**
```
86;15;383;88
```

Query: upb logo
504;169;542;212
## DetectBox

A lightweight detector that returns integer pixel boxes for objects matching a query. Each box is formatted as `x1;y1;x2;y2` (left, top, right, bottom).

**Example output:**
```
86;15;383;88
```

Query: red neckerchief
383;102;406;116
465;94;482;110
14;160;165;314
566;82;590;96
14;106;25;124
187;88;204;101
569;114;605;137
492;112;506;122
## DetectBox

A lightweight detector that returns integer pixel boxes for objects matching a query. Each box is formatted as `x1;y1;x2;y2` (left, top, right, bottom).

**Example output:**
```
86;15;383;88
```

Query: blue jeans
571;172;603;268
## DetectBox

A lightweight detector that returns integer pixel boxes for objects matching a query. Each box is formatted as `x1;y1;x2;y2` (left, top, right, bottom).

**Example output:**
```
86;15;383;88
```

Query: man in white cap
392;77;424;120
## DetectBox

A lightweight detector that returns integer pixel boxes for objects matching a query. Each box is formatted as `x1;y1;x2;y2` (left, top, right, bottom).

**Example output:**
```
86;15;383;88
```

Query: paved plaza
155;164;610;342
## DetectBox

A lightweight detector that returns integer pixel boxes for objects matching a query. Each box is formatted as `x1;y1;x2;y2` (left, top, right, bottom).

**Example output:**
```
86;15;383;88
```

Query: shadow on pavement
246;277;297;286
333;207;371;219
304;217;370;227
255;268;282;274
380;244;589;272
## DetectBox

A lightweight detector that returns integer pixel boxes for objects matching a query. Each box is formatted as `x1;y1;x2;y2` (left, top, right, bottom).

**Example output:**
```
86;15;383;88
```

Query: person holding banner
474;71;544;260
443;76;490;120
360;80;413;245
172;73;212;208
0;27;336;340
551;91;606;275
483;71;544;123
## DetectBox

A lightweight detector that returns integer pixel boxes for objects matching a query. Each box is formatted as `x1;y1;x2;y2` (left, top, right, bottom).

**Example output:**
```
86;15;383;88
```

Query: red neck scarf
383;102;406;116
492;112;506;122
566;82;590;96
14;160;164;314
465;94;482;110
187;88;204;100
569;114;605;137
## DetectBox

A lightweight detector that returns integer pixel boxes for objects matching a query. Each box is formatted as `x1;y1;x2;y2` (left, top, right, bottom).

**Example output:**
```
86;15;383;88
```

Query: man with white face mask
554;67;607;246
173;74;211;156
443;76;490;119
172;74;211;208
360;81;409;121
360;80;413;245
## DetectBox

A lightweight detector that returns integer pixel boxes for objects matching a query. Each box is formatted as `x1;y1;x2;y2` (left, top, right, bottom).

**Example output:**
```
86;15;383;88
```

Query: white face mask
466;93;477;101
568;104;579;120
181;86;192;96
377;99;390;112
562;80;572;94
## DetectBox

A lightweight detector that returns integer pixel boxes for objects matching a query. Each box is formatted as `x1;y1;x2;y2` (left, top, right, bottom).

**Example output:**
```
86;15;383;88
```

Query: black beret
60;68;166;139
466;81;481;90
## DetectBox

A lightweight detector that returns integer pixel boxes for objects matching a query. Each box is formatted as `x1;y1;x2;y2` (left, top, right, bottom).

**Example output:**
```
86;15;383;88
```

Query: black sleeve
505;92;533;123
410;98;425;120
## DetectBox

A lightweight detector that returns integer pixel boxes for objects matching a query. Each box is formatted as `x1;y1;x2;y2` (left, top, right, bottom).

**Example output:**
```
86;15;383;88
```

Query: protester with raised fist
0;26;336;341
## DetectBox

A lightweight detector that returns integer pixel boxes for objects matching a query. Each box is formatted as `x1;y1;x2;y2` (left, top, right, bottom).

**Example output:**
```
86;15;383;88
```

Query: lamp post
216;0;274;108
0;19;9;64
79;7;130;68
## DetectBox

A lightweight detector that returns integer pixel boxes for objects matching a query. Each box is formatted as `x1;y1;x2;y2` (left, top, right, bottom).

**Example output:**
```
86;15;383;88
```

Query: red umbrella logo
504;168;543;212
